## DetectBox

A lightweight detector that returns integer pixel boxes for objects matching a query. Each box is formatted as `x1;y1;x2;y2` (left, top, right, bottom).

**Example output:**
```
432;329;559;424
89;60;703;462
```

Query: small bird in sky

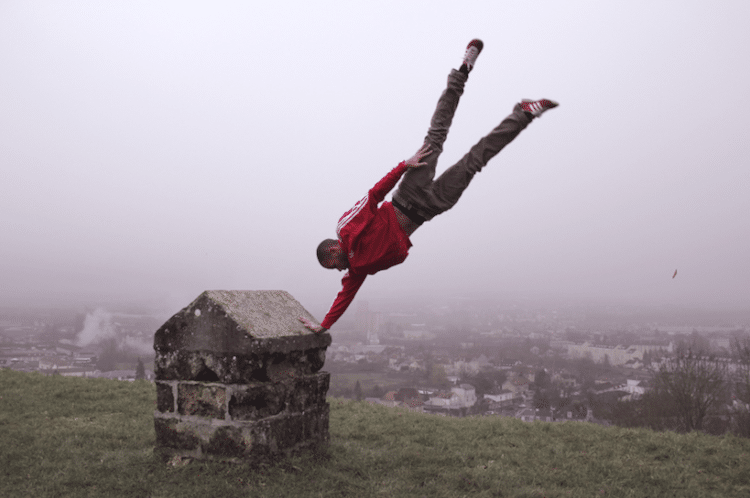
672;269;678;279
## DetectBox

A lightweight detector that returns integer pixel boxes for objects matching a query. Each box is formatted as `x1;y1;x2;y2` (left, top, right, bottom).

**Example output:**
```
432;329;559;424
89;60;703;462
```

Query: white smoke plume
121;334;153;356
75;308;153;357
76;308;117;347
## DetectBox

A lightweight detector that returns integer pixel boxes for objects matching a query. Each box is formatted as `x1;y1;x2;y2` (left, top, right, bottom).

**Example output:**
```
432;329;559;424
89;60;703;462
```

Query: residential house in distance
517;408;554;423
551;371;579;390
516;406;592;423
502;374;531;398
567;343;643;366
367;388;424;412
622;379;647;400
484;390;515;411
511;366;536;383
498;358;521;370
375;391;401;408
38;355;98;377
90;369;155;381
600;379;649;401
566;342;672;367
423;384;477;416
452;384;477;406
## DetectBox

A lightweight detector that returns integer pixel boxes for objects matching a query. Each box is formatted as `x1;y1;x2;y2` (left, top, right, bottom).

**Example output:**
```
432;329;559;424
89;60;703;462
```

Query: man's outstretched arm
299;271;367;333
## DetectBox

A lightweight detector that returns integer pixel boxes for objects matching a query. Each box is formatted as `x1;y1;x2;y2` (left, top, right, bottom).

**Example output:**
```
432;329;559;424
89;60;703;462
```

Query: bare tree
653;343;727;432
730;338;750;437
97;337;119;372
135;357;146;380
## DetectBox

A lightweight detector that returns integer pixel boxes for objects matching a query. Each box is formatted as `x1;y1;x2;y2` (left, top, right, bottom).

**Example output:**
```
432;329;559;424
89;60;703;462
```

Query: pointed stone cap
154;290;330;355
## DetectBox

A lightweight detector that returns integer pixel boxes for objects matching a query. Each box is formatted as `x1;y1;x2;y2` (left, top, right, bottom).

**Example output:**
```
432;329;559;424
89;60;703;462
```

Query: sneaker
520;99;559;117
462;39;484;72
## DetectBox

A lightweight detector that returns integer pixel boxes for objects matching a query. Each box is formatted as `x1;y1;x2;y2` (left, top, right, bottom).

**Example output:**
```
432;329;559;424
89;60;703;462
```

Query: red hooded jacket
320;162;411;329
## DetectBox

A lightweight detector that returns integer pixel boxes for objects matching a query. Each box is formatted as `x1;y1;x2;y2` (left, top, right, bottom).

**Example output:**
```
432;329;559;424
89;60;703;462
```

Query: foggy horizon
3;2;749;320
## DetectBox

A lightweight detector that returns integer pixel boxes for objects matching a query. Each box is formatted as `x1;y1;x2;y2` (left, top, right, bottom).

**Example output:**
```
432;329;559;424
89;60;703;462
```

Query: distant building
354;302;384;345
43;367;99;378
515;406;592;423
447;359;479;376
403;329;436;340
502;375;530;395
619;379;648;400
498;359;520;369
516;408;537;422
567;343;643;366
484;390;515;410
451;384;477;407
551;371;579;389
74;350;98;364
367;389;424;412
423;384;477;416
89;369;155;381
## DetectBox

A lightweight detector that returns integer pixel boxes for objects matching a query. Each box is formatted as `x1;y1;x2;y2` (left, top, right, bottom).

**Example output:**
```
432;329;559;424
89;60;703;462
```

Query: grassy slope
1;369;749;498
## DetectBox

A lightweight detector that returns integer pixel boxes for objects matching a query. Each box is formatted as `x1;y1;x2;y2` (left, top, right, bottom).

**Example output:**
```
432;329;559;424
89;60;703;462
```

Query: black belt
392;199;426;226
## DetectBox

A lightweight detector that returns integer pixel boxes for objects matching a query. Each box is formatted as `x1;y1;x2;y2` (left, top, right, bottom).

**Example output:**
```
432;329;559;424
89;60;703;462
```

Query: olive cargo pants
393;69;533;222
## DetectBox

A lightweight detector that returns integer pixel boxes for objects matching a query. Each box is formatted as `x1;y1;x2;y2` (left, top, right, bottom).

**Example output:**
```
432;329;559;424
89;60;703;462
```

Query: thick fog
2;1;749;318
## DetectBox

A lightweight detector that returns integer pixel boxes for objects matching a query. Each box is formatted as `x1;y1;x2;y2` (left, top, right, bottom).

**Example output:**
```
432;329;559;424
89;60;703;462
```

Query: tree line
594;339;750;437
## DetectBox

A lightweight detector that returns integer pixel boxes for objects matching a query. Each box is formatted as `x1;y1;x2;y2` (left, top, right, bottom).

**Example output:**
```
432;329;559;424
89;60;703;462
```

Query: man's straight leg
393;69;467;214
423;103;533;217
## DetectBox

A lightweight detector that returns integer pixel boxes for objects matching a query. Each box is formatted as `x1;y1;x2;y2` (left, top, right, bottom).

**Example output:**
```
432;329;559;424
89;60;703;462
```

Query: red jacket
320;162;411;329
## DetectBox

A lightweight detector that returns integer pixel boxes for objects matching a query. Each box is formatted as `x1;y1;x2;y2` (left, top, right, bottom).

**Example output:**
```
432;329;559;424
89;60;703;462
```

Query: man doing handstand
300;39;558;334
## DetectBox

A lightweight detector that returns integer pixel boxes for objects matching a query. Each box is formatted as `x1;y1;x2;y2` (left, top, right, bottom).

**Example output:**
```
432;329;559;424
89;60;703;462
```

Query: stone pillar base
154;403;330;464
154;371;330;463
153;290;331;464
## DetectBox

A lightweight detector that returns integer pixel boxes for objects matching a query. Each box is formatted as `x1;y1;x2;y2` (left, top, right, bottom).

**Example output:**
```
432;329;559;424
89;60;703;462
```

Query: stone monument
153;290;331;463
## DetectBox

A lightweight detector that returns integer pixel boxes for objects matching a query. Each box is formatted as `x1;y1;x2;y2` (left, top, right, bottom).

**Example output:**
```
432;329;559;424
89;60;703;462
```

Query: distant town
2;298;750;430
0;306;160;381
323;299;750;429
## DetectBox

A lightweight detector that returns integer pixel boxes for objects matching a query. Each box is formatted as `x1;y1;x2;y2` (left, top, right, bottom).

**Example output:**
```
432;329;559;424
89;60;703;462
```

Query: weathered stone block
153;403;330;463
228;382;288;421
285;372;327;413
153;290;331;464
269;413;305;452
224;372;330;422
205;425;249;458
306;403;331;442
155;348;330;384
156;382;175;413
178;382;227;419
154;417;200;450
155;350;264;383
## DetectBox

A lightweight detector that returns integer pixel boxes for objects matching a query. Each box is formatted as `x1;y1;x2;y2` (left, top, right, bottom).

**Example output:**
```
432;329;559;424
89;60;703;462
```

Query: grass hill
2;369;749;497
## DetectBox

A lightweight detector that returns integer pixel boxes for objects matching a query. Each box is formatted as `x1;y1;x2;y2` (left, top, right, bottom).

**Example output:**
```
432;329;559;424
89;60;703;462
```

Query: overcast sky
2;1;749;320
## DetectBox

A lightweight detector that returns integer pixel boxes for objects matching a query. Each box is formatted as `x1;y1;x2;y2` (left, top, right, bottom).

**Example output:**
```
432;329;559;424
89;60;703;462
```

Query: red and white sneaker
462;39;484;72
520;99;559;117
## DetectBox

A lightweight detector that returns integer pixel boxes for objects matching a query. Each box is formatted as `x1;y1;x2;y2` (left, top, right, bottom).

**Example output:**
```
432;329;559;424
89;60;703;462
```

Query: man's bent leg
393;69;468;215
421;103;533;218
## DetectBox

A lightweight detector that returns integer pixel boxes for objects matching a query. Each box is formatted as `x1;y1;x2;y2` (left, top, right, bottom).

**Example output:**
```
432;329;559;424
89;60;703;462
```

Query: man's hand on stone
298;316;326;334
405;143;432;168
